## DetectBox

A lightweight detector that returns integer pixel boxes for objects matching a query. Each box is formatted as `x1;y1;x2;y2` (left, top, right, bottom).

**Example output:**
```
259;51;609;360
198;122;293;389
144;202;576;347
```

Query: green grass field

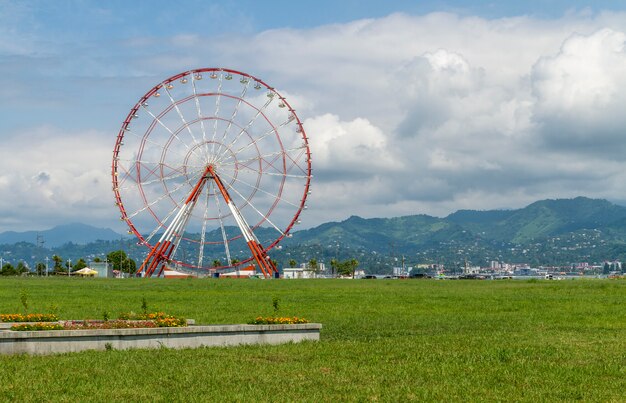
0;277;625;401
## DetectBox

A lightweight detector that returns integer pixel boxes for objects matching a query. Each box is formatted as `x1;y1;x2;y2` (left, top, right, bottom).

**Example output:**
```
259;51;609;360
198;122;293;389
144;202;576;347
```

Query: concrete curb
0;323;322;355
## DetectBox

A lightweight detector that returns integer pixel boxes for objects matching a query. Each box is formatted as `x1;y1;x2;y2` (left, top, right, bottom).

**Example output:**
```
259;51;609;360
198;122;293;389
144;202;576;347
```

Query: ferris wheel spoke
227;179;286;236
213;182;233;266
190;73;210;157
219;144;307;168
143;189;193;246
271;146;309;177
196;184;212;268
212;78;251;160
140;105;203;160
214;95;274;162
126;179;191;219
118;164;193;190
139;166;205;243
209;72;223;156
227;116;293;158
125;130;168;151
232;165;310;179
163;86;203;150
234;144;308;179
216;168;300;208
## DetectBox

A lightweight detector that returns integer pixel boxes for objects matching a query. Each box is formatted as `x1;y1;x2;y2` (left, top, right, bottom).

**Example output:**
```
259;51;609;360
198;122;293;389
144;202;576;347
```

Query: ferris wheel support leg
156;241;177;277
208;166;277;278
137;241;159;276
138;166;212;278
141;240;171;278
247;240;278;278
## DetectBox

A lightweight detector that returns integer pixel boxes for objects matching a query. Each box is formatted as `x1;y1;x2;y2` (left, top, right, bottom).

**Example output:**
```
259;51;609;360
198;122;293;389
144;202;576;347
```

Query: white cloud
531;28;626;154
305;113;402;179
0;126;114;230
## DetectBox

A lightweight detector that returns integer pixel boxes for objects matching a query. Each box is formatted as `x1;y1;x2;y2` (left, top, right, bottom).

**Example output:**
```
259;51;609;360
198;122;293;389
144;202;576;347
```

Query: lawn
0;277;624;401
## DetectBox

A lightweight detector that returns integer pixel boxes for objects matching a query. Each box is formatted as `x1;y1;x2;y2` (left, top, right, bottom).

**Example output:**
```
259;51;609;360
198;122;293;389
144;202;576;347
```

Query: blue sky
4;1;623;42
1;0;626;234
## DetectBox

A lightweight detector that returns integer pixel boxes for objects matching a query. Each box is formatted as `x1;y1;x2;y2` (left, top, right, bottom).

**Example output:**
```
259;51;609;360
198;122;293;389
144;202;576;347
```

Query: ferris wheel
112;68;311;277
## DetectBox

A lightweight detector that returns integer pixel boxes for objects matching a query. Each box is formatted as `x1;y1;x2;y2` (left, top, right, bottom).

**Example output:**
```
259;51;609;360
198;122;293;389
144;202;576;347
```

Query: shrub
0;313;59;322
248;316;309;325
11;323;64;331
117;311;170;320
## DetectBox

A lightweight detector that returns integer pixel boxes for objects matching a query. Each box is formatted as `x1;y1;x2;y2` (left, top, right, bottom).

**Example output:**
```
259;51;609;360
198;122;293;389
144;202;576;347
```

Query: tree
288;259;297;268
52;255;64;274
35;262;46;276
330;258;339;277
73;258;87;271
0;263;16;276
307;258;319;273
603;262;611;275
16;261;29;275
337;259;359;278
94;257;102;263
212;260;222;268
106;250;137;274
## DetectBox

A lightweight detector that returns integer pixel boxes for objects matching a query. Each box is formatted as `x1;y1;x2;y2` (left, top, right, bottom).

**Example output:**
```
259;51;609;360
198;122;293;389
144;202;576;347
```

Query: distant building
513;266;538;276
353;269;365;278
219;266;256;278
90;261;113;278
283;267;317;279
163;269;197;279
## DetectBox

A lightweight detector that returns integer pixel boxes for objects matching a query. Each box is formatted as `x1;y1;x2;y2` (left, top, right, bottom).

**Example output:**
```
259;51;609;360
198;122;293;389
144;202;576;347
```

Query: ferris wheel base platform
0;323;321;355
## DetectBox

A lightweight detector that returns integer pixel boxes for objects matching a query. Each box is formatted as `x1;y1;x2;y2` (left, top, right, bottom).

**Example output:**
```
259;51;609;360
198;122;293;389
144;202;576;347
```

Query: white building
283;267;317;279
90;261;113;278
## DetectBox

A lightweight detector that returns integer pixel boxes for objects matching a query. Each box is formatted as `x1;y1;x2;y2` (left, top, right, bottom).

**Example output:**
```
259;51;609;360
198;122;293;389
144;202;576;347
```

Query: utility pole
68;259;72;277
45;256;49;277
36;233;45;276
120;236;124;278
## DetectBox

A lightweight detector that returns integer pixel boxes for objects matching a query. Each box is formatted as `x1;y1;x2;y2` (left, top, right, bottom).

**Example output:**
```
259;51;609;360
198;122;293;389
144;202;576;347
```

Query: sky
1;0;626;233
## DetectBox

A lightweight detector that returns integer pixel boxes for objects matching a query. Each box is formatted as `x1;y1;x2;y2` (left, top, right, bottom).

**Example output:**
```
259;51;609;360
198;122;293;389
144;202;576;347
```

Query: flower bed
1;313;59;323
7;312;187;331
248;316;309;325
10;323;64;331
118;311;176;321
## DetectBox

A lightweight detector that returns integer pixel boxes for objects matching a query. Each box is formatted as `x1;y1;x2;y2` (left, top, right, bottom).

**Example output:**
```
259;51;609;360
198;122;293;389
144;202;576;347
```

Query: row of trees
2;252;359;277
0;250;136;276
0;262;30;276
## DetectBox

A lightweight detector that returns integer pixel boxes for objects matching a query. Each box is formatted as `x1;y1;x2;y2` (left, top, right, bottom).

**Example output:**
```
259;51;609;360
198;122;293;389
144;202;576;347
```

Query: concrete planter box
0;323;322;355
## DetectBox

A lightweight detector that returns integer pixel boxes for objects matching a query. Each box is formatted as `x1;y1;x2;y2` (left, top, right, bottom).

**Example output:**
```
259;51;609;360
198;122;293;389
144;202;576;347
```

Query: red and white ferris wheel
112;68;311;277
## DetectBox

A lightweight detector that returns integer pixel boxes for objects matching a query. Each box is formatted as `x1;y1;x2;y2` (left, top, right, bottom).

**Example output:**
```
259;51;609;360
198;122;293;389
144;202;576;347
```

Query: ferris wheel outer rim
112;67;312;270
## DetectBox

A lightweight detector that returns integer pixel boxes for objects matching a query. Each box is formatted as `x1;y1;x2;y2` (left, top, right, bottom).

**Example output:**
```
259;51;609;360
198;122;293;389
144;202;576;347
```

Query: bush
11;323;64;331
0;313;59;322
248;316;309;325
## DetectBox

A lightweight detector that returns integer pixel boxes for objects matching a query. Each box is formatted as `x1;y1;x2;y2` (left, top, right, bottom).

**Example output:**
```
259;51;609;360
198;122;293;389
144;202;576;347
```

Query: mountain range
0;223;123;248
2;197;626;268
285;196;626;250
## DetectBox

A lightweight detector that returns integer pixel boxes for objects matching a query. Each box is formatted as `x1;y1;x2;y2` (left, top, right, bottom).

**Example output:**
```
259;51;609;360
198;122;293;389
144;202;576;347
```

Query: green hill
274;197;626;268
288;197;626;246
3;197;626;271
